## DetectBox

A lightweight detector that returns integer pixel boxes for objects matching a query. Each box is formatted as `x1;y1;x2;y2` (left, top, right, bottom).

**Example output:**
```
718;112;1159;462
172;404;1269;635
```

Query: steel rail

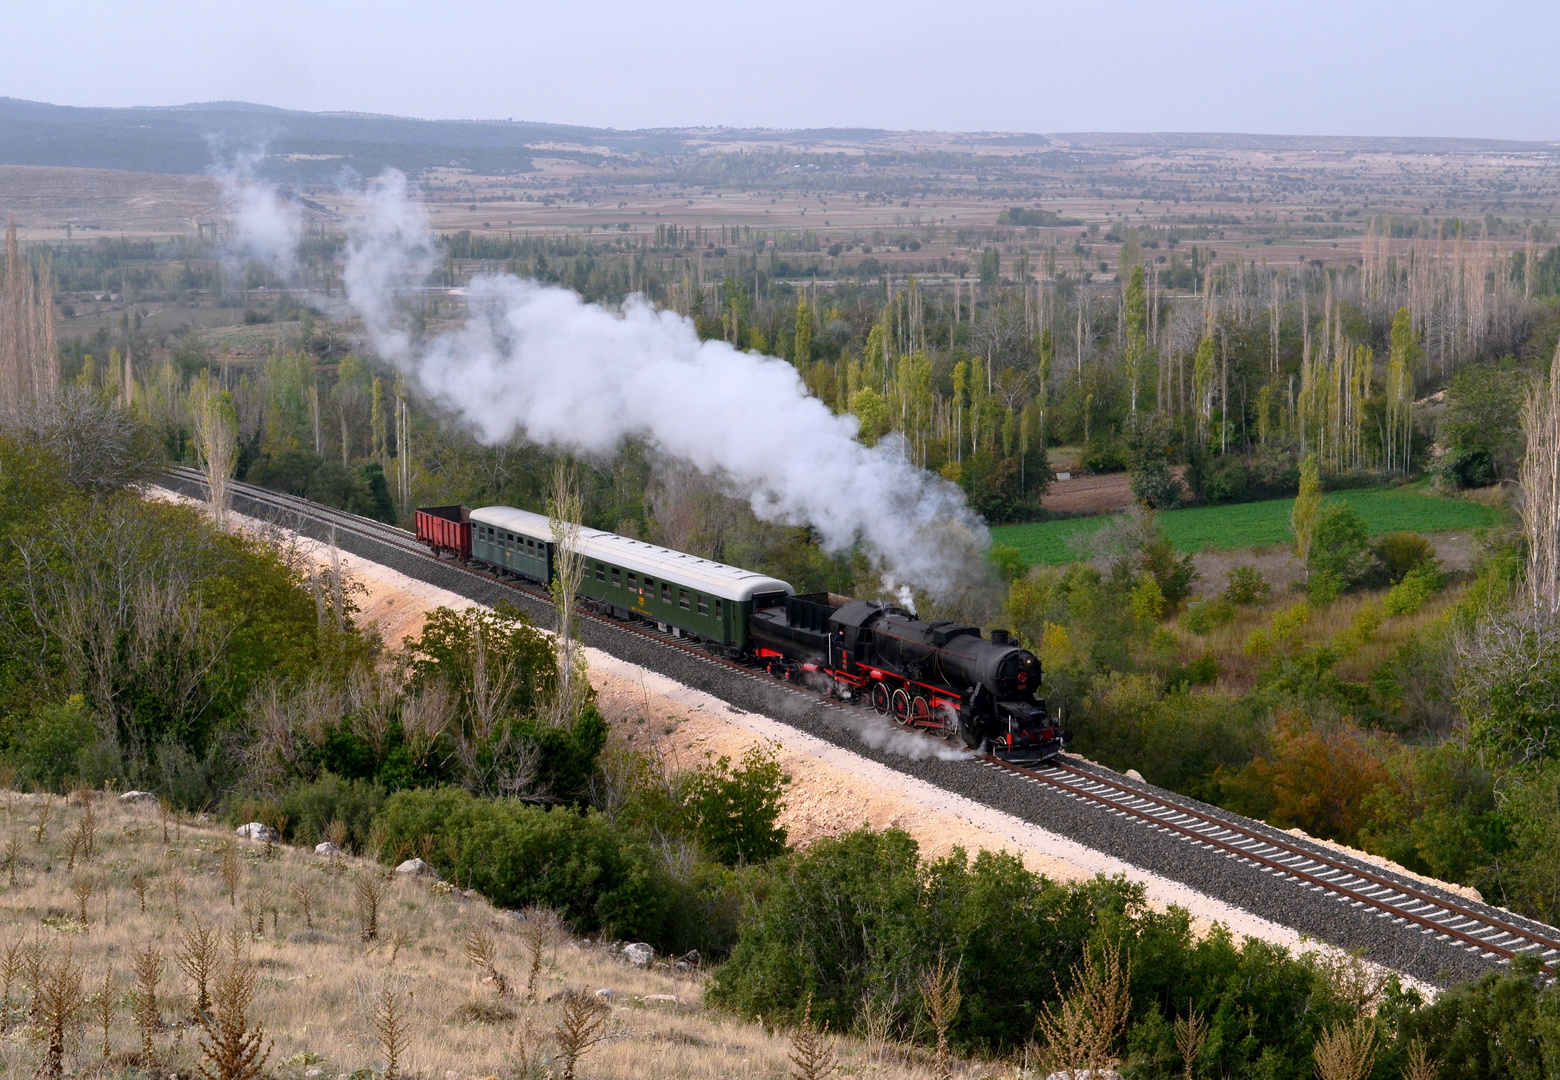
167;468;1560;974
982;754;1559;973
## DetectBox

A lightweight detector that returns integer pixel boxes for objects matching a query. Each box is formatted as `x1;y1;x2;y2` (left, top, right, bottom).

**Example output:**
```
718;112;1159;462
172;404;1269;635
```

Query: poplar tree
793;298;812;366
1124;265;1148;414
1292;455;1321;575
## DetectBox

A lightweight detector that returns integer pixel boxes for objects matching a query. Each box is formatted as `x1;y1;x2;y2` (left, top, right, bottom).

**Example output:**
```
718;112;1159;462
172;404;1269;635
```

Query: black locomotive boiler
749;593;1069;763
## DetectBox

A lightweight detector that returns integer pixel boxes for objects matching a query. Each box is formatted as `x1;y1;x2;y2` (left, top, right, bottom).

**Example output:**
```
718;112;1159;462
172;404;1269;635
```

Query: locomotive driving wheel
911;695;931;727
890;688;912;726
870;682;890;715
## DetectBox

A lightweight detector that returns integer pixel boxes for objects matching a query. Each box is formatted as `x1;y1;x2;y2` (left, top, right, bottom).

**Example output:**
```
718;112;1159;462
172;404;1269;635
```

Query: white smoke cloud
836;709;975;762
346;172;988;595
208;144;304;278
236;168;991;597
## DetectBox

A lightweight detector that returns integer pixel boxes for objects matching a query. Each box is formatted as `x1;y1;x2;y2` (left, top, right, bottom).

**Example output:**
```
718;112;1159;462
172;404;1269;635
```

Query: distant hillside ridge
4;97;1557;181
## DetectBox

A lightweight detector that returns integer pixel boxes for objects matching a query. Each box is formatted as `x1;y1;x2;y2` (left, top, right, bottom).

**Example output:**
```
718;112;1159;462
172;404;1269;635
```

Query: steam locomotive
749;593;1069;762
416;504;1069;763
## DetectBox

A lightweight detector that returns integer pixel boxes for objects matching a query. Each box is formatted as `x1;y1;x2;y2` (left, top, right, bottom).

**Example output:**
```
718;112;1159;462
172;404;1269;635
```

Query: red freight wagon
415;505;471;560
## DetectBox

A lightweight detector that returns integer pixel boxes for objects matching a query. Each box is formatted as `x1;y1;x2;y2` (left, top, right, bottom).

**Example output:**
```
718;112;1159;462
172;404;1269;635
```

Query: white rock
395;858;435;877
1125;769;1145;783
594;987;615;1000
314;841;341;857
236;822;278;841
643;993;684;1005
118;790;158;804
621;942;654;967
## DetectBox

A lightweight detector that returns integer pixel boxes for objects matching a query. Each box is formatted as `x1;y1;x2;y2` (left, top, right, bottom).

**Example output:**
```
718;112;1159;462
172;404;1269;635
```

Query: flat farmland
991;485;1505;567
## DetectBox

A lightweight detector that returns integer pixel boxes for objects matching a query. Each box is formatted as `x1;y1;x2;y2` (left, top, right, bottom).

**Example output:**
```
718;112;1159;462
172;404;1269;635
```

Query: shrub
276;773;386;850
1224;565;1271;606
683;745;788;866
1384;953;1559;1080
1125;414;1181;509
1307;568;1346;605
373;787;663;942
1372;532;1436;584
11;697;111;792
1384;565;1445;618
711;826;1357;1069
1219;714;1389;845
1082;434;1127;474
1179;597;1235;636
1309;502;1375;591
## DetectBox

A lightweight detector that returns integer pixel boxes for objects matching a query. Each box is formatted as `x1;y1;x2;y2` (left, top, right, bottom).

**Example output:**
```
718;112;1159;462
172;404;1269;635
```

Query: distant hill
1046;131;1560;153
2;98;1555;182
0;98;686;181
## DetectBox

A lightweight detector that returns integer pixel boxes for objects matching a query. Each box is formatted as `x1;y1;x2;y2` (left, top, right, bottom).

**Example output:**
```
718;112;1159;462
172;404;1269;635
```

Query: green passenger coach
467;506;793;649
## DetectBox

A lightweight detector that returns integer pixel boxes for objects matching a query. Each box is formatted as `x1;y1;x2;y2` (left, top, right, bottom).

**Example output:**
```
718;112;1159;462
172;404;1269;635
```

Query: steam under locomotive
416;504;1069;763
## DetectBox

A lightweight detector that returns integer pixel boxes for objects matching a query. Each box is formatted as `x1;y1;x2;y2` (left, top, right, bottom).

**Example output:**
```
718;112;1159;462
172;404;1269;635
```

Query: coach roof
471;506;795;603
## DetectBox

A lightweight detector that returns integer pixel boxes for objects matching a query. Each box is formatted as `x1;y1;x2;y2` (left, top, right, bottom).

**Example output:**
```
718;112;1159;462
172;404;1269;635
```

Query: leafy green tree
1309;502;1374;593
684;744;788;865
11;695;105;791
792;298;812;365
1437;361;1527;487
1291;455;1321;571
849;386;889;447
1124;413;1180;509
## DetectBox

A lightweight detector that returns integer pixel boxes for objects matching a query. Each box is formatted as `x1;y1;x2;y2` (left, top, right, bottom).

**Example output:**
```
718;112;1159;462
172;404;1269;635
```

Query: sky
8;0;1560;139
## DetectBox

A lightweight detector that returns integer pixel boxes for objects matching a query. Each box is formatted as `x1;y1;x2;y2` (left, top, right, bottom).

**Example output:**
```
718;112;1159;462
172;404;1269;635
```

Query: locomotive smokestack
990;629;1010;645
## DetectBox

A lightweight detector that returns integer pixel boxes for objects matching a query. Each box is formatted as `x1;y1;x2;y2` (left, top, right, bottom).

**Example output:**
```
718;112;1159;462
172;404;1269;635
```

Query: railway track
984;757;1560;975
164;468;1560;979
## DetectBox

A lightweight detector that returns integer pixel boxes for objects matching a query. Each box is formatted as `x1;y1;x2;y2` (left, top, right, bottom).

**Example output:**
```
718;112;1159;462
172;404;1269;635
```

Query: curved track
986;757;1559;974
163;469;1560;982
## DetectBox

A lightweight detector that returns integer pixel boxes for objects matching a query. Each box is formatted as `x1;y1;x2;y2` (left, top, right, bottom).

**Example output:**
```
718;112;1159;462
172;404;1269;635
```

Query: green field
991;485;1504;567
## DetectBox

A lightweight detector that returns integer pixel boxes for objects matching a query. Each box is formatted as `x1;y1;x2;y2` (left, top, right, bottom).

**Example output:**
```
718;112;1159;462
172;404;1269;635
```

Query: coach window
697;595;709;615
628;573;637;589
678;588;690;609
714;600;723;621
662;582;672;604
611;567;621;587
595;562;605;582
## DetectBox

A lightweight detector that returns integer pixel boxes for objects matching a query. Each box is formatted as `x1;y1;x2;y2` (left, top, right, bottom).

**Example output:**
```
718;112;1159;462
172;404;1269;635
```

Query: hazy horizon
8;1;1560;142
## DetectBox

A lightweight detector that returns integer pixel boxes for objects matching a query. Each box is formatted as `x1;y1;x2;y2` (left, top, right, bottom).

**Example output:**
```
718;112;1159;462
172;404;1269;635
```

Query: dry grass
0;792;1003;1079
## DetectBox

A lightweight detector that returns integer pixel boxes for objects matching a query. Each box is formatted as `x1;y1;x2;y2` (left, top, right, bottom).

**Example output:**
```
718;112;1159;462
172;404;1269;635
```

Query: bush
373;787;664;941
10;696;113;792
711;826;1358;1069
1125;414;1181;509
1224;565;1271;606
1082;434;1127;474
1309;502;1375;590
988;544;1027;583
683;745;788;866
1384;564;1445;617
1307;568;1345;605
276;773;386;850
1372;532;1437;584
1179;597;1235;635
1385;953;1560;1080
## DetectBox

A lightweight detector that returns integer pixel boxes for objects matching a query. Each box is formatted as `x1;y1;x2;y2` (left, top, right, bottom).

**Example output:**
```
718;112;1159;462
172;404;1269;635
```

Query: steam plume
333;172;990;597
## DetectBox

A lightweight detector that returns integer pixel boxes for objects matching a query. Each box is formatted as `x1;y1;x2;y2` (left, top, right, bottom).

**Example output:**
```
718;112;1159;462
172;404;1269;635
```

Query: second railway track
161;469;1560;986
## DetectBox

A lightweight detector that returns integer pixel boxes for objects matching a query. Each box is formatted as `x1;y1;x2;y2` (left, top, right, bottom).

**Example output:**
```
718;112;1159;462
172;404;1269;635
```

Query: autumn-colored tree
1223;714;1388;844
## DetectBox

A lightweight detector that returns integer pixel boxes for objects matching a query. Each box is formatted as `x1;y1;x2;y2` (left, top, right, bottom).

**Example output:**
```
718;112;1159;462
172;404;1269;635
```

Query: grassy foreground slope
0;792;963;1080
993;485;1502;566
